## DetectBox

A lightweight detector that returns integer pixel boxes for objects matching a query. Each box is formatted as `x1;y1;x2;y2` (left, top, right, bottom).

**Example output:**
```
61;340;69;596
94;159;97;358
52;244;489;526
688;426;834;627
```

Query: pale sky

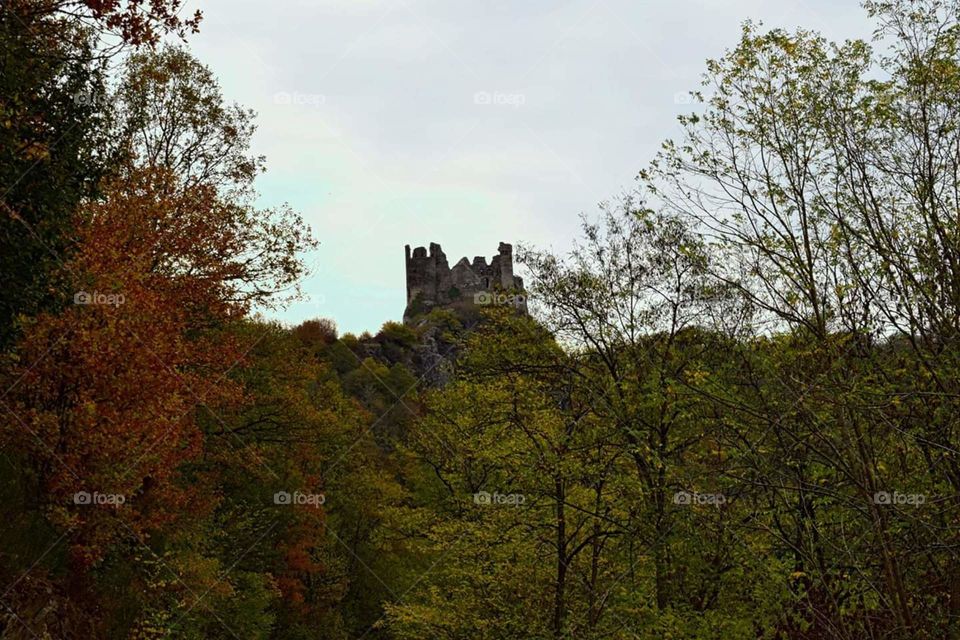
186;0;872;335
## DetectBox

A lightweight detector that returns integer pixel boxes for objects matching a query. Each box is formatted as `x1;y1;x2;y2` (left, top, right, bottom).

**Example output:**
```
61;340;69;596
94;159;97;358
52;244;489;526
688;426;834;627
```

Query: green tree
0;6;107;349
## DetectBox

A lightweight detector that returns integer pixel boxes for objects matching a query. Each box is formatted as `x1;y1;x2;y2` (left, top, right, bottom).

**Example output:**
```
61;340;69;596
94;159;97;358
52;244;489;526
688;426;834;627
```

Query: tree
0;159;315;635
638;2;960;634
0;3;108;350
111;46;263;195
386;310;649;639
12;0;203;48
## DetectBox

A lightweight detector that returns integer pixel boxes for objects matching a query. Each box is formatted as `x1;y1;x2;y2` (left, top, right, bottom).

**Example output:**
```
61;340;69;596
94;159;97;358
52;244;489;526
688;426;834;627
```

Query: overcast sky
186;0;872;335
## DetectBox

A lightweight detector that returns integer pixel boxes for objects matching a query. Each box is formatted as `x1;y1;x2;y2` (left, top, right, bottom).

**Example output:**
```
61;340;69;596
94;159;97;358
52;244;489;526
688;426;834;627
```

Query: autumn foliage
8;1;960;639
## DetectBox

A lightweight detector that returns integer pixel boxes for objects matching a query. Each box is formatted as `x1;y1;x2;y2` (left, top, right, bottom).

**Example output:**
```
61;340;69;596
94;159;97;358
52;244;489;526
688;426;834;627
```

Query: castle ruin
403;242;527;322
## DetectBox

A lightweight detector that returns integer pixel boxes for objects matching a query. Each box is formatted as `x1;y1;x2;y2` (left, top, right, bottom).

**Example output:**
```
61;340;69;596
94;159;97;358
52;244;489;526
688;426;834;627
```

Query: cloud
187;0;873;333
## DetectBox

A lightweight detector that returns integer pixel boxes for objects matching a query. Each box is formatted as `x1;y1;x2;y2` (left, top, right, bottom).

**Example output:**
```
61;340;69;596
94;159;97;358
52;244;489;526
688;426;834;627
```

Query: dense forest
3;0;960;638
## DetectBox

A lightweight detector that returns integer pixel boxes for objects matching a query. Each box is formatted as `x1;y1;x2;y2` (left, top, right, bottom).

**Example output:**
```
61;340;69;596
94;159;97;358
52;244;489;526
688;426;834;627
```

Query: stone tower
404;242;527;322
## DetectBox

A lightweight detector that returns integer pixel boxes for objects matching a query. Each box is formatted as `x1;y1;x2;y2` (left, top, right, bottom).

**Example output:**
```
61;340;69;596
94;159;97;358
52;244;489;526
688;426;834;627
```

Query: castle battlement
404;241;526;322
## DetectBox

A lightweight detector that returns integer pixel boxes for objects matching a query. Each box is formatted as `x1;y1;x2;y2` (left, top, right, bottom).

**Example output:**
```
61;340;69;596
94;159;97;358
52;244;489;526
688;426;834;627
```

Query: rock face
412;322;455;387
403;242;527;322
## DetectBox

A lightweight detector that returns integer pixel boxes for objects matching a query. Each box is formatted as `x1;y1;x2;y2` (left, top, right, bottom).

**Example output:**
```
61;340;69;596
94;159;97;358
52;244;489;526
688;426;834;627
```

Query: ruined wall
404;241;526;322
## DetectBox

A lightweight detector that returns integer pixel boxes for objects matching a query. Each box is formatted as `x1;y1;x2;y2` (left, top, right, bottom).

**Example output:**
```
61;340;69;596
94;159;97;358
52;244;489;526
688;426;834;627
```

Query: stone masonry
403;242;527;322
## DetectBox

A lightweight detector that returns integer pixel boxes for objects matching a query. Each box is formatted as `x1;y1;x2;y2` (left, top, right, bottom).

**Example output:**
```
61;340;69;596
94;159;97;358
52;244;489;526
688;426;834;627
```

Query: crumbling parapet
403;241;527;322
